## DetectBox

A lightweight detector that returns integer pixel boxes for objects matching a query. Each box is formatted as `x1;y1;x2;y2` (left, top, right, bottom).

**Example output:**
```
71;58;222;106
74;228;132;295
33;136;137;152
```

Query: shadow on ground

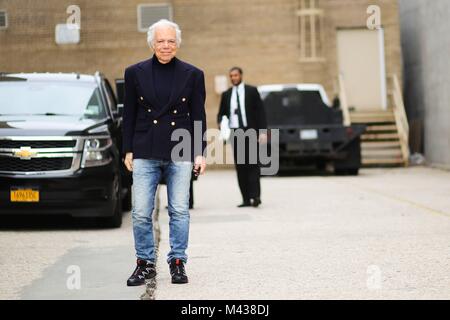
0;212;129;231
270;167;336;177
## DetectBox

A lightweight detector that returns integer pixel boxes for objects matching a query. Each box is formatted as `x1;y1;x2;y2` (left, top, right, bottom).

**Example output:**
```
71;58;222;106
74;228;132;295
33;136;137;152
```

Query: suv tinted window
0;80;107;119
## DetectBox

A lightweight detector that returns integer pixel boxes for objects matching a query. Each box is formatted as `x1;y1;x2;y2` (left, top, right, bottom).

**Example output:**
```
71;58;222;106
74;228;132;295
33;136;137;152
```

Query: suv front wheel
101;174;123;228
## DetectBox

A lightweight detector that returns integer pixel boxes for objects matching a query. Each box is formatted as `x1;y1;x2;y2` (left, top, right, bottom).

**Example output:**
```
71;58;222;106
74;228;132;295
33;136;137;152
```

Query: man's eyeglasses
155;39;177;47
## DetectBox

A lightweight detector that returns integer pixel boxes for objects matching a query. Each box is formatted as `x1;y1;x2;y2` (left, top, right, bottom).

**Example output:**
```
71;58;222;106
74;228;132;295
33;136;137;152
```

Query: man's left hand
194;156;206;176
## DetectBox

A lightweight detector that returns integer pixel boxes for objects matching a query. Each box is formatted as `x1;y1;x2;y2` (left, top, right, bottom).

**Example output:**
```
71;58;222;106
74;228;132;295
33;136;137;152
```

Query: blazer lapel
244;85;250;119
227;89;232;118
136;57;160;109
155;57;191;118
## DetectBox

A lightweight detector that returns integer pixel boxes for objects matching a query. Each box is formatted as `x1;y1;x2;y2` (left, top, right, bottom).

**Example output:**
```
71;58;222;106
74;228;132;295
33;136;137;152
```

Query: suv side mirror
115;79;125;105
117;104;124;117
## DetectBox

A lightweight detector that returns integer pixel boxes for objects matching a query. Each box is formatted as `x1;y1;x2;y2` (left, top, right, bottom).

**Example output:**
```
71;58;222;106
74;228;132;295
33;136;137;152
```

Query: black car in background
0;72;131;227
259;84;366;175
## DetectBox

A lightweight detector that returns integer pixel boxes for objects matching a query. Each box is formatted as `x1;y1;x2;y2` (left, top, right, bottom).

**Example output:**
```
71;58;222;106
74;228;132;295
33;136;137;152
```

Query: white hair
147;19;182;48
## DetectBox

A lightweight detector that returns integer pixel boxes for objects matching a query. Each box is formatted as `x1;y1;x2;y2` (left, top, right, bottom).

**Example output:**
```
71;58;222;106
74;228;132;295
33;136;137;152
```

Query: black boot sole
127;279;146;287
127;273;157;287
171;277;189;284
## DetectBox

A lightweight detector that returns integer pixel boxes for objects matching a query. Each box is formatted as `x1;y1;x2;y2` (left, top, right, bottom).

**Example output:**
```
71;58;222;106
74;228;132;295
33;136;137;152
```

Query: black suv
0;72;131;227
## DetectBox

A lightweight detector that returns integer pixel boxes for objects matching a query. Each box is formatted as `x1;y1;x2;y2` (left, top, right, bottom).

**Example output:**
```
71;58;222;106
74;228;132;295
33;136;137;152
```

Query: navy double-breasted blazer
122;55;207;162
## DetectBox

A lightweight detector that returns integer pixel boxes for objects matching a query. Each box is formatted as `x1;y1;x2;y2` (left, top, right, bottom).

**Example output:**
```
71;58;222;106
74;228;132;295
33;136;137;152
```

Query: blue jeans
132;159;193;264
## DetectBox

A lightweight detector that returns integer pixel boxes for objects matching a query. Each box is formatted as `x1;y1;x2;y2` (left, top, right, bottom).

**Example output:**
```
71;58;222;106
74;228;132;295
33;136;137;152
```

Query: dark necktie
235;87;244;128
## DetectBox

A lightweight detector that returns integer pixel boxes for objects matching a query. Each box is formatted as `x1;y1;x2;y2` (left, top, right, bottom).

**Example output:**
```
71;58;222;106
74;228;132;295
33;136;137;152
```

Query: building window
137;3;173;32
0;10;8;30
55;24;80;44
296;0;325;62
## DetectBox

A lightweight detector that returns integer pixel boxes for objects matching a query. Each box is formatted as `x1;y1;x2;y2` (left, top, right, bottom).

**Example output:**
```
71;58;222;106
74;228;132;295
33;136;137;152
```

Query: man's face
229;70;242;86
152;26;177;63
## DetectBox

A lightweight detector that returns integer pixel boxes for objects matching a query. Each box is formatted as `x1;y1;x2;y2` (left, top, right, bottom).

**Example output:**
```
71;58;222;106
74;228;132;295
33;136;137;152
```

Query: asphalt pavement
1;166;450;299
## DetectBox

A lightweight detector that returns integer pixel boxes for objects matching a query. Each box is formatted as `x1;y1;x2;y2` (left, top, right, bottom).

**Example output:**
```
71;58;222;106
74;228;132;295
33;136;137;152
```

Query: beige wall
0;0;403;130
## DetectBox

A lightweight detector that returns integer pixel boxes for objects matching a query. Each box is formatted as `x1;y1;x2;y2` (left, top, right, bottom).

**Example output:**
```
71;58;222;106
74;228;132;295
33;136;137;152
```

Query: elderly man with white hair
122;19;207;286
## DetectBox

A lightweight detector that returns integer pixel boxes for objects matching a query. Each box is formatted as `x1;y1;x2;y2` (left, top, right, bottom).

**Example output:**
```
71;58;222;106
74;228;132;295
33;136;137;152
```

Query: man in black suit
122;19;206;286
217;67;267;208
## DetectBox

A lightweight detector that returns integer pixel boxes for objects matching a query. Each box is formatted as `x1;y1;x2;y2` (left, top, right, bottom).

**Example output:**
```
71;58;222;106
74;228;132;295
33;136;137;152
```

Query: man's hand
258;133;268;144
194;156;206;176
124;152;133;172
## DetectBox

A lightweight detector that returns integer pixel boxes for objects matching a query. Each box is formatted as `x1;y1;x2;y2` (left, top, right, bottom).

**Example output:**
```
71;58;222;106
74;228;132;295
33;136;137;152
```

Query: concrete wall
0;0;403;132
399;0;450;168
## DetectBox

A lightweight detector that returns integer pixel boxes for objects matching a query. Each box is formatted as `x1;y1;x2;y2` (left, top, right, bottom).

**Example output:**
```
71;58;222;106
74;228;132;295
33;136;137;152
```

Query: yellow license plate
10;189;40;202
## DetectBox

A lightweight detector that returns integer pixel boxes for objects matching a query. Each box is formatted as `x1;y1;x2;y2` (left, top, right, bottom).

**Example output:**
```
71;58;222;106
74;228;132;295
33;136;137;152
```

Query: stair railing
338;73;351;126
389;74;410;166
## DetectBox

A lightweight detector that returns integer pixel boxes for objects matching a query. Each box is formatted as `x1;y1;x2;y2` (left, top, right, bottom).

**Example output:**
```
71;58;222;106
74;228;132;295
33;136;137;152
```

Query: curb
140;185;161;300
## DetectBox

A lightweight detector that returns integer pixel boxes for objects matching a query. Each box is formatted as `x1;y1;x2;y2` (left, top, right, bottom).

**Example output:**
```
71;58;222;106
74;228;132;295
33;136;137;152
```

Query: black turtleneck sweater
152;55;176;106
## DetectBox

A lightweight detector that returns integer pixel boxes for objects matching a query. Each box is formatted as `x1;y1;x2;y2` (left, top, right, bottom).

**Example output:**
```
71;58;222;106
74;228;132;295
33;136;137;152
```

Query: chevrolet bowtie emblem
14;147;37;160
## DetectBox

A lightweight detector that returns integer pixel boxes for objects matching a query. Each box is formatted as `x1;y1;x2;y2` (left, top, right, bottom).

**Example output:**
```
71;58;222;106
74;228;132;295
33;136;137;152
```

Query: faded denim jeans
132;159;193;264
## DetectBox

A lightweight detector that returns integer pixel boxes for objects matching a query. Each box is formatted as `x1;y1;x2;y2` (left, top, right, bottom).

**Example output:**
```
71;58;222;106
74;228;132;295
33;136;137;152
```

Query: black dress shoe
251;197;262;207
127;259;156;287
237;201;251;208
169;258;188;284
